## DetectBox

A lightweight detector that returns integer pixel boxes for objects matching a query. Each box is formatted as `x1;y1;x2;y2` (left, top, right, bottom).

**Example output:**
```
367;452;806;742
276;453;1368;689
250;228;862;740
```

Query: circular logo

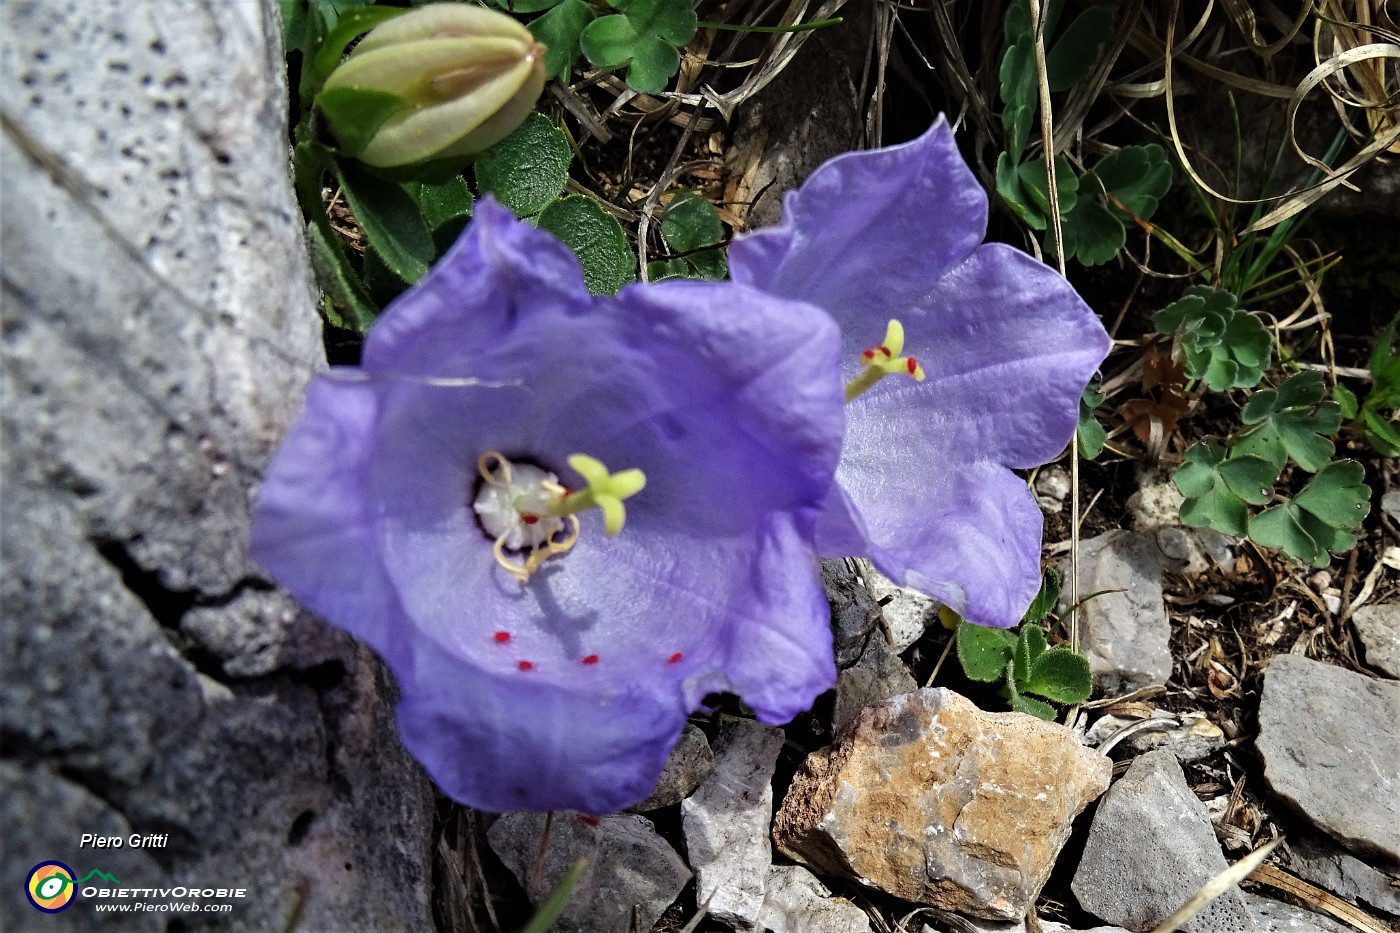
26;861;76;913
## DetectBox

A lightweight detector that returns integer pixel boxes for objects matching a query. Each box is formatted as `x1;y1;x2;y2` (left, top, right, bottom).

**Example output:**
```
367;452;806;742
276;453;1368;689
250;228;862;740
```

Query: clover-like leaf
489;0;563;14
1248;460;1368;567
1078;383;1107;459
1175;440;1278;536
1235;371;1342;472
1016;155;1079;229
529;0;596;82
1022;646;1093;705
1155;286;1270;390
1059;197;1125;267
580;0;697;94
536;195;637;295
956;622;1017;683
1090;144;1172;220
998;38;1036;160
473;112;573;218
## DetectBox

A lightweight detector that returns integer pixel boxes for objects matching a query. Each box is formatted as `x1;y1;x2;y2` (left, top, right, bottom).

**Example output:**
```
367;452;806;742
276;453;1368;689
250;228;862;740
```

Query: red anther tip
907;357;918;374
861;349;875;360
878;345;892;357
517;660;535;671
493;631;511;643
581;654;600;665
667;652;684;665
521;513;539;525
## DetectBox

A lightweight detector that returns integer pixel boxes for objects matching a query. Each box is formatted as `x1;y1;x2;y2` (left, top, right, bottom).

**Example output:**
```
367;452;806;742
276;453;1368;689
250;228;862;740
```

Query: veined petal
729;116;986;318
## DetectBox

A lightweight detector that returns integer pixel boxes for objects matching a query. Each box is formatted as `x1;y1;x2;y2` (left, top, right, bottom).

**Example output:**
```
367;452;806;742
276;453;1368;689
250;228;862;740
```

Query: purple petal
730;117;986;317
362;197;591;374
253;209;845;812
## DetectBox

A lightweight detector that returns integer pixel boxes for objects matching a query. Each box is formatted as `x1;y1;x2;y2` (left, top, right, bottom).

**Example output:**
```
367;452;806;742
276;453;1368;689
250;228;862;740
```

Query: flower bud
321;4;546;168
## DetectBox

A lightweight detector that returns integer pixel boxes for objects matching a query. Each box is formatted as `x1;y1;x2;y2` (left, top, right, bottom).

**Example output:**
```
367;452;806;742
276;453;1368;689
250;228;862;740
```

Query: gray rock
1128;479;1237;573
757;865;872;933
1057;532;1173;695
1;1;435;929
864;561;940;653
1352;603;1400;679
681;719;786;929
1383;490;1400;524
1086;712;1226;763
1072;750;1258;933
1040;924;1132;933
628;724;714;812
1282;833;1400;917
1035;465;1073;511
1245;893;1353;933
488;811;690;933
1257;655;1400;862
823;559;918;733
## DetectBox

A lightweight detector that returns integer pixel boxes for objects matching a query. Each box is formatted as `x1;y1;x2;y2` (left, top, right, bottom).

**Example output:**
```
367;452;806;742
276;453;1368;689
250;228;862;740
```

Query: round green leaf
473;112;573;218
956;622;1016;683
661;192;724;253
1024;647;1093;705
580;12;642;68
530;0;596;82
536;195;636;295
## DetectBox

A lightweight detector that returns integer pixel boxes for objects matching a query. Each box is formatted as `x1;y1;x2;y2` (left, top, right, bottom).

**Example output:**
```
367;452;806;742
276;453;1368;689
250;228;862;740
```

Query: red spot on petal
907;357;918;374
521;513;539;525
517;660;535;671
580;815;600;826
493;631;511;643
667;652;684;665
581;654;600;665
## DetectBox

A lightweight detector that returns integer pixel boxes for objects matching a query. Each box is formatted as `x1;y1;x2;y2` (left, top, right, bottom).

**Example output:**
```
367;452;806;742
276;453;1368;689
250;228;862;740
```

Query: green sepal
316;87;406;158
309;5;408;91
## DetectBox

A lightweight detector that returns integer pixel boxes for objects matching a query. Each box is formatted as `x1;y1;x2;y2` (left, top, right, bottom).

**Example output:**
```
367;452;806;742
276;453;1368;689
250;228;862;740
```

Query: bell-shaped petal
252;200;844;813
731;117;1111;627
321;4;546;167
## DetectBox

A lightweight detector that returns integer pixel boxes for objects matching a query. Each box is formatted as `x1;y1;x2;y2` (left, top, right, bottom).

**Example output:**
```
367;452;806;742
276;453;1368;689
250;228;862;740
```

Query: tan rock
773;688;1110;921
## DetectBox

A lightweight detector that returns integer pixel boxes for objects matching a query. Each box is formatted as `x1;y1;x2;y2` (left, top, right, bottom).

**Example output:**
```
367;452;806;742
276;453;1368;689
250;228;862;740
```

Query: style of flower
250;199;845;814
731;118;1112;628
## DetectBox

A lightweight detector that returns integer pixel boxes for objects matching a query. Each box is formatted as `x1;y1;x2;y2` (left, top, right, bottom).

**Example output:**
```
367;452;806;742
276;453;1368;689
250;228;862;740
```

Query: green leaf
282;0;311;56
998;39;1036;158
1089;144;1172;220
1017;155;1079;222
1045;6;1115;91
1023;647;1093;704
520;858;588;933
1154;286;1269;390
407;175;474;231
316;87;406;158
661;192;724;252
997;151;1041;226
305;221;379;332
1249;461;1368;566
1015;624;1048;685
1363;409;1400;456
530;0;596;82
1174;440;1258;537
536;195;636;295
1059;197;1125;266
1334;384;1359;420
335;159;434;284
1293;460;1370;530
473;113;573;217
580;0;696;94
956;622;1017;683
1234;372;1342;472
490;0;564;13
1005;666;1057;720
1024;566;1061;624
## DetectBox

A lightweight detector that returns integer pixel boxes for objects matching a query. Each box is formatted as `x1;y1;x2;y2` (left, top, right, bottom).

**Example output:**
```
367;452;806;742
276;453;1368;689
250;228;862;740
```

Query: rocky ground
3;1;1397;932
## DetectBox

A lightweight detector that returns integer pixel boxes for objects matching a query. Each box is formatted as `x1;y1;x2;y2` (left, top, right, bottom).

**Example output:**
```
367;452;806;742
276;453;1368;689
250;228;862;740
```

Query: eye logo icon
26;861;76;913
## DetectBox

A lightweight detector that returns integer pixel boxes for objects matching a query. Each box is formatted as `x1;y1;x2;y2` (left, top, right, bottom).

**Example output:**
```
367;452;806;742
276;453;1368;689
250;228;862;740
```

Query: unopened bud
320;4;546;168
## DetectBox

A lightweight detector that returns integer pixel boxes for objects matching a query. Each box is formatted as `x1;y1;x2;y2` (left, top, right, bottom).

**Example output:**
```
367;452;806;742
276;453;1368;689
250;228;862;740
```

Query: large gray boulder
1;1;435;928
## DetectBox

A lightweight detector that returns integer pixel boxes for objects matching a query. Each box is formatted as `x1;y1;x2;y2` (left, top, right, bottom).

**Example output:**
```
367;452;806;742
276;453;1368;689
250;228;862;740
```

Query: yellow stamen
845;317;926;402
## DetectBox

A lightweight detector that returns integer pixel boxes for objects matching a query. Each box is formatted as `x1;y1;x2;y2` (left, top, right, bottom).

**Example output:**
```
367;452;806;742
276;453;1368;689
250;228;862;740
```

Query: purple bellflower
731;118;1112;628
251;199;845;814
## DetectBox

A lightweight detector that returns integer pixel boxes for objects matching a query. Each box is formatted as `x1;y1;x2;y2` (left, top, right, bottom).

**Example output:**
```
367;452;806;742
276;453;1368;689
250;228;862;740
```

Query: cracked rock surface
1;0;434;928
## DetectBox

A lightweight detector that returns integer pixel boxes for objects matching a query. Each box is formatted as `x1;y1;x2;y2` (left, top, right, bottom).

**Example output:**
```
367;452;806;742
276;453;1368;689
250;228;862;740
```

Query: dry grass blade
1219;0;1311;58
1247;862;1392;933
1148;838;1280;933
